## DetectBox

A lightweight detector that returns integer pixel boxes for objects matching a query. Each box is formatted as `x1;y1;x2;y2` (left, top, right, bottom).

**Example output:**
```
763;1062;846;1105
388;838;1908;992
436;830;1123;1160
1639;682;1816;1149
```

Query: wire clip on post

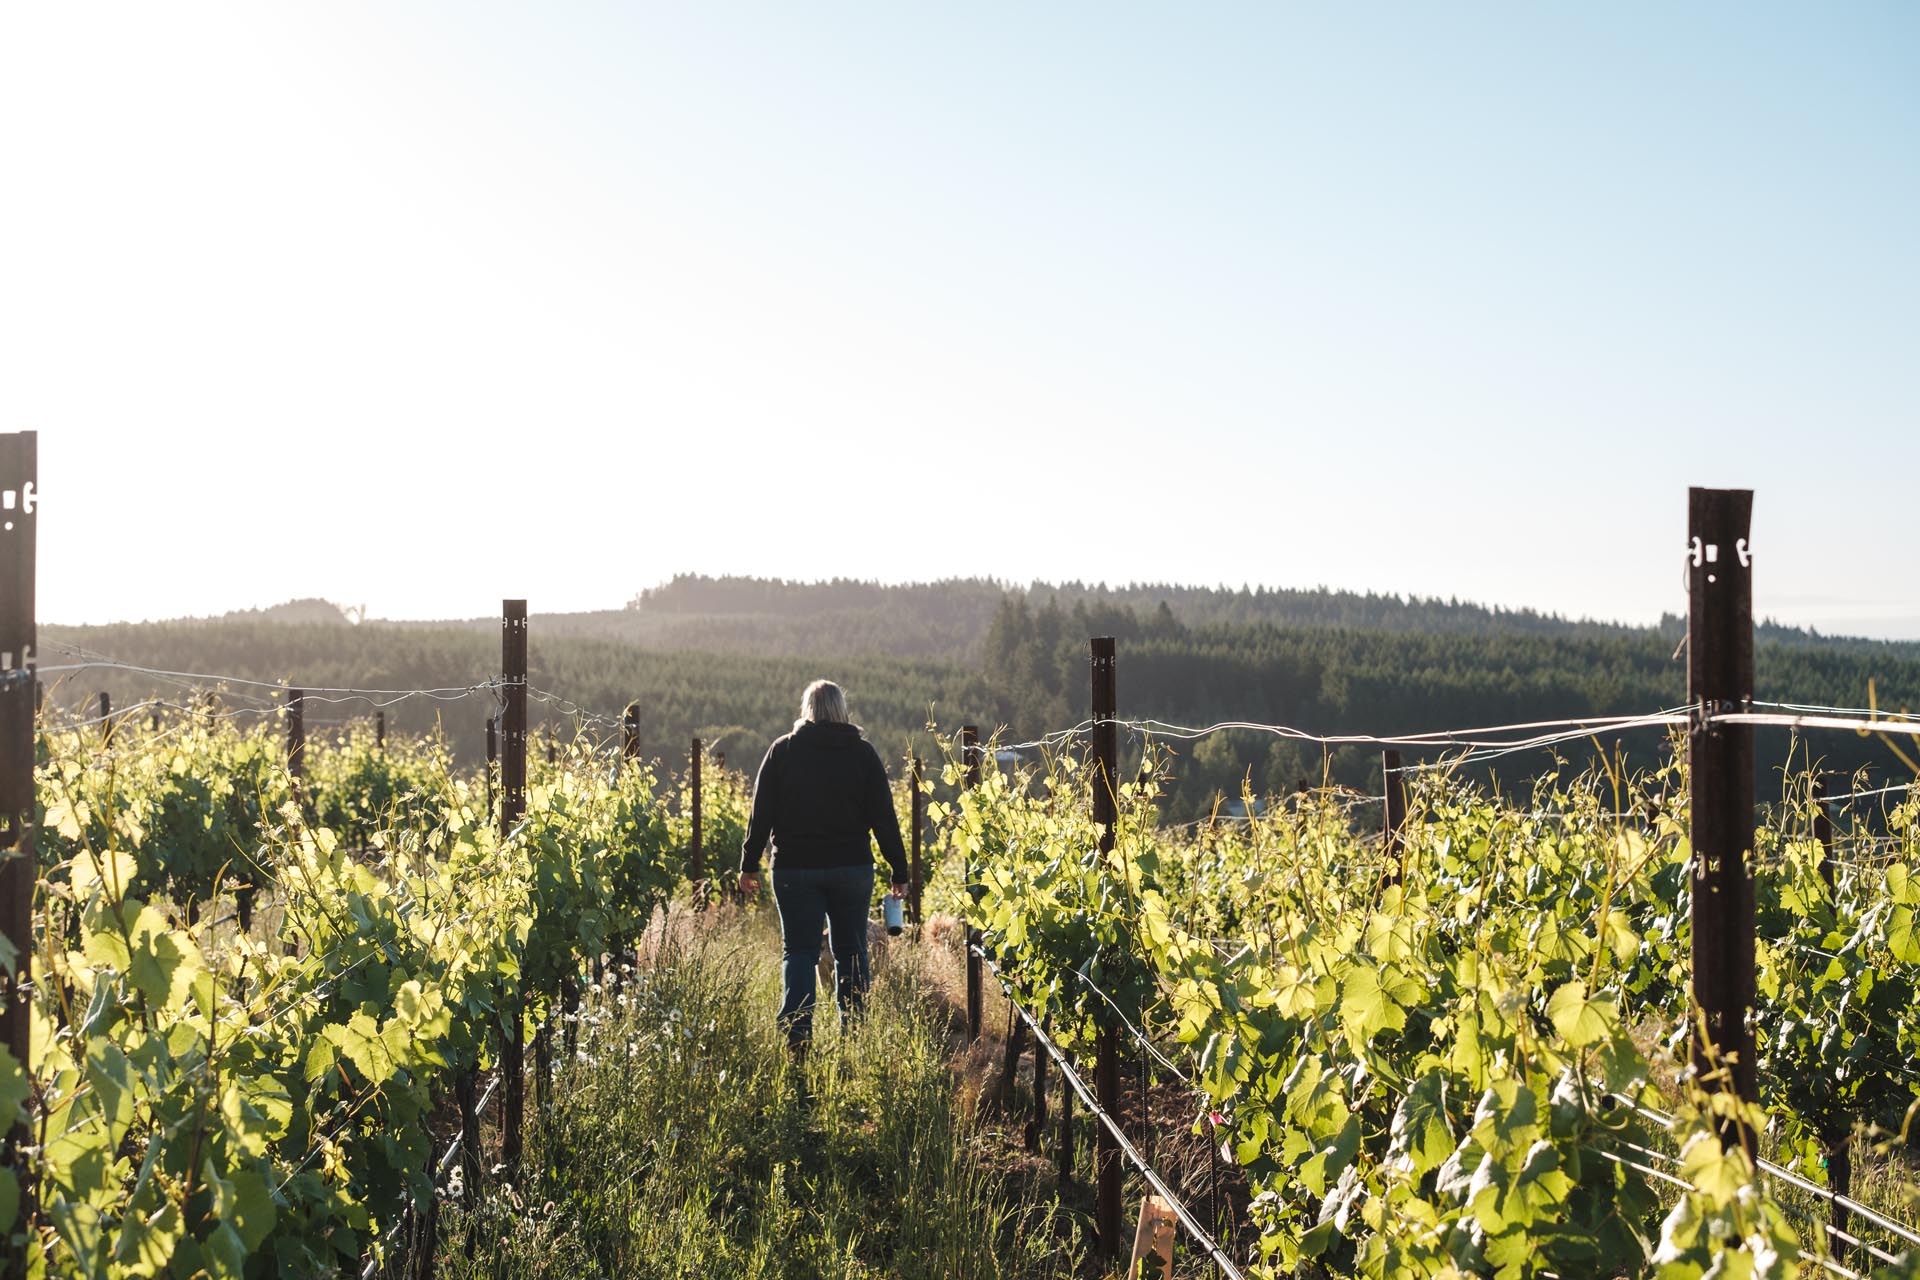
1686;487;1758;1157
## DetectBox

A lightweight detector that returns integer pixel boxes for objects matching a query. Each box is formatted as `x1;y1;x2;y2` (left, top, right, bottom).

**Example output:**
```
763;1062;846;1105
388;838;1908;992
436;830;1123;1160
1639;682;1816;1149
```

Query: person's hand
738;872;760;897
890;882;907;899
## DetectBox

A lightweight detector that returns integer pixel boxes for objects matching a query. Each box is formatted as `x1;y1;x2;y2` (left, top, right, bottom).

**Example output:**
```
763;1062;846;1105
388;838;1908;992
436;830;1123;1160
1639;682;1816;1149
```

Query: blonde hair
797;679;849;731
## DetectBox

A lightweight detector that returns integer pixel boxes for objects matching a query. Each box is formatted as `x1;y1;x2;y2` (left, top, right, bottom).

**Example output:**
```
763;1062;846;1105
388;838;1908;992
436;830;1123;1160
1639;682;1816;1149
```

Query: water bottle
883;891;905;936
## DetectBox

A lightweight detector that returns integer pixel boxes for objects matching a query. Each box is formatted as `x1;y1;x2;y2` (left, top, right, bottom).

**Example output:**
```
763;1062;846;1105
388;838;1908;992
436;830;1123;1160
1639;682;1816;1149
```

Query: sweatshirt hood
793;720;863;747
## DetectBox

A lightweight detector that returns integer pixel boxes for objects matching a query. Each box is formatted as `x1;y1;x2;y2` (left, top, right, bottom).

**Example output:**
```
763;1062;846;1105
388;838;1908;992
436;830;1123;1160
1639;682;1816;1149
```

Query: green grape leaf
212;1165;277;1252
1888;906;1918;965
1546;980;1616;1049
1272;964;1318;1018
118;904;205;1013
1339;967;1405;1041
113;1197;185;1272
1679;1131;1750;1204
69;846;138;904
0;1045;28;1121
1386;1070;1455;1178
304;1039;337;1085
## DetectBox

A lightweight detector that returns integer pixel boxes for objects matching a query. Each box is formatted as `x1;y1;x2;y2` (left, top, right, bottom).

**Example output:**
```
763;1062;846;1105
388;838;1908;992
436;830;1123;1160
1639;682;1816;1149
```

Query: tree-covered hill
45;577;1920;820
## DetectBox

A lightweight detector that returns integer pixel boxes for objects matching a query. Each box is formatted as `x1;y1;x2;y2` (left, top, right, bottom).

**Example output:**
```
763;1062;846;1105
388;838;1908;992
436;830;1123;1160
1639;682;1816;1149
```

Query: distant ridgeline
44;576;1920;820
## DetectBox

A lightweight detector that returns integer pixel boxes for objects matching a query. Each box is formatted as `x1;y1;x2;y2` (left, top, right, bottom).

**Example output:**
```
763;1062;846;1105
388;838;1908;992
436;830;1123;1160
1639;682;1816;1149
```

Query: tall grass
434;913;1080;1279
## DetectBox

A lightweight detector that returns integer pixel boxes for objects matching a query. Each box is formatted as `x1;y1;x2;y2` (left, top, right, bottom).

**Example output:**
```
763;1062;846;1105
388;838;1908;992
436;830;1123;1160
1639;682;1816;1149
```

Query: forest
45;576;1920;821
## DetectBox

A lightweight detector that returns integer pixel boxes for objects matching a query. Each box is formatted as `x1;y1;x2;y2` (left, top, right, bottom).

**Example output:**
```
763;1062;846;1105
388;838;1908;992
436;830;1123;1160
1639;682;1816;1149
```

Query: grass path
433;910;1085;1279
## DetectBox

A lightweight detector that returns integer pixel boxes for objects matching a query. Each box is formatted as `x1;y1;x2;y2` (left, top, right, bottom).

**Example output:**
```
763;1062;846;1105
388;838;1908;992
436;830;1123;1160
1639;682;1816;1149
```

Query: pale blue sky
4;5;1916;634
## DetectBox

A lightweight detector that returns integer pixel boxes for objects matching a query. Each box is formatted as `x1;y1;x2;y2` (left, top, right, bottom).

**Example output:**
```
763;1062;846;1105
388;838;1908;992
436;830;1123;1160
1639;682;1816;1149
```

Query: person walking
737;680;909;1051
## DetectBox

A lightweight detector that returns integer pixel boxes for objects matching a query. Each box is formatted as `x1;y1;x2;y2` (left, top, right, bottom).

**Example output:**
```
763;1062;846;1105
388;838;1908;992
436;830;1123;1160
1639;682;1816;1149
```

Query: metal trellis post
963;724;983;1043
286;687;306;785
1027;1014;1051;1154
909;753;923;926
1810;773;1852;1243
1686;486;1758;1157
691;736;705;897
485;715;498;819
1383;748;1407;885
1812;773;1837;896
501;601;527;836
499;600;529;1174
1090;636;1122;1264
0;431;37;1280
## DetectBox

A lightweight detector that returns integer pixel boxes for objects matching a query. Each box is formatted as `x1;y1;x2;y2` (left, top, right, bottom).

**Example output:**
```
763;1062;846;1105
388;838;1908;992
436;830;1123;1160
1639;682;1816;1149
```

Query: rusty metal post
691;736;706;875
908;754;924;926
1057;1050;1075;1181
1812;774;1837;896
149;707;160;734
691;736;705;892
485;715;498;819
376;709;385;750
285;687;306;784
98;690;111;746
546;729;557;766
1809;772;1852;1241
1089;636;1122;1264
1382;748;1408;885
1687;487;1757;1157
1026;1015;1051;1154
622;704;640;764
456;1069;481;1195
0;432;37;1280
963;724;983;1043
999;1008;1029;1108
498;601;529;1177
501;601;527;835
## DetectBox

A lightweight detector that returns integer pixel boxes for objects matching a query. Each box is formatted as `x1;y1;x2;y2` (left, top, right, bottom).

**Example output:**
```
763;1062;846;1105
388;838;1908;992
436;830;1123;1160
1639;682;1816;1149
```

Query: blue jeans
771;865;874;1045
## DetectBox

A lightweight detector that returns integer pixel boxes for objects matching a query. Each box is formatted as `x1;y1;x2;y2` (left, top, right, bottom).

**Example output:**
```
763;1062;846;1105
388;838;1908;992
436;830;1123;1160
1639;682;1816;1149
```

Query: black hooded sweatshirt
739;721;910;881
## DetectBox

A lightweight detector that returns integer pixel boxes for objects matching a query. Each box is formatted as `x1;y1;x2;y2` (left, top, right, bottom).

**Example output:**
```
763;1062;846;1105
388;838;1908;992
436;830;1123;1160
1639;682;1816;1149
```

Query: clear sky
5;5;1916;635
